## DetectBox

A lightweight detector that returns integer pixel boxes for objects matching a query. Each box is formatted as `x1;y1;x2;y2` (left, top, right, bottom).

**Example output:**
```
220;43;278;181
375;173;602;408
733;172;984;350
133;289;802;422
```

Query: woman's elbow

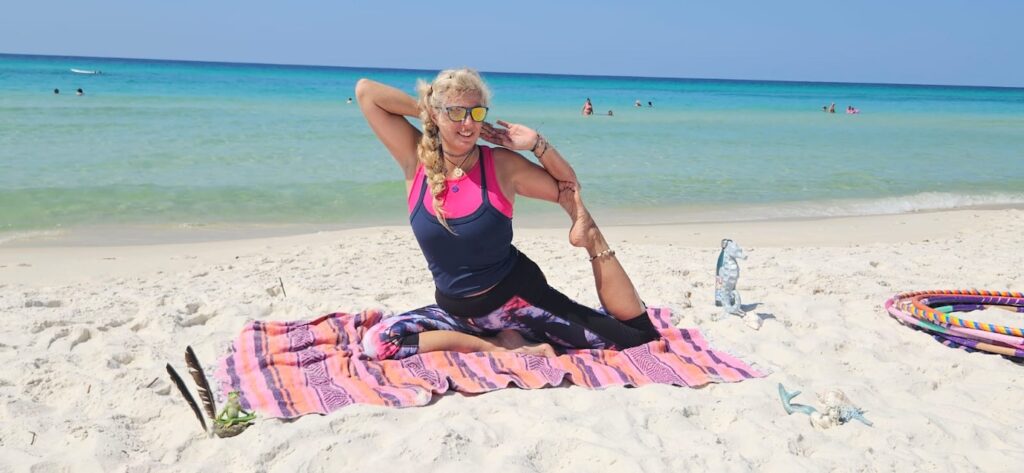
354;78;374;101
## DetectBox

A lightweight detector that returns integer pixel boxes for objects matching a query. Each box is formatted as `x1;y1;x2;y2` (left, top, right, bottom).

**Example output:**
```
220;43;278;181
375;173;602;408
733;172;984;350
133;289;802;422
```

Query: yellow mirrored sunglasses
444;105;489;123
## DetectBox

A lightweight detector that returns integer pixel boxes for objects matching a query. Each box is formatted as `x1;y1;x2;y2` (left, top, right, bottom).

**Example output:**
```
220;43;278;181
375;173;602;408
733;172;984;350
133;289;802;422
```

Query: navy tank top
410;146;518;297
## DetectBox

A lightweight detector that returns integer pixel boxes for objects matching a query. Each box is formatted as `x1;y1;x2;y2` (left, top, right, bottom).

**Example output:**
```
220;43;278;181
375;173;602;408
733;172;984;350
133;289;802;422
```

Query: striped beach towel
214;306;765;418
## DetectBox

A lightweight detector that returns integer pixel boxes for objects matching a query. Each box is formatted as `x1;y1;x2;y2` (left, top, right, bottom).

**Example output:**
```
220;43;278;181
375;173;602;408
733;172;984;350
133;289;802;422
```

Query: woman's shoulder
487;145;532;168
487;145;525;159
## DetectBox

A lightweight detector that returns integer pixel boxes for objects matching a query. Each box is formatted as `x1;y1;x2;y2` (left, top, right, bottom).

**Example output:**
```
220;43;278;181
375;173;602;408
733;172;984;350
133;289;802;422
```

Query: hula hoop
886;290;1024;359
892;289;1024;337
886;299;1024;357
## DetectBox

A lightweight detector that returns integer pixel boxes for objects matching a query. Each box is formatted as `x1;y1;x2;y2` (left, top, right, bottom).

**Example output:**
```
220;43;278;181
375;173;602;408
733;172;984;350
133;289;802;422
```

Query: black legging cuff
623;312;661;340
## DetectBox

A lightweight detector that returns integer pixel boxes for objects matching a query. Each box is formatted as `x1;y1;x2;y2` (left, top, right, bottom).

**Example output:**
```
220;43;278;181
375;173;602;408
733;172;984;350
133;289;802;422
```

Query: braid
416;81;455;234
414;68;491;235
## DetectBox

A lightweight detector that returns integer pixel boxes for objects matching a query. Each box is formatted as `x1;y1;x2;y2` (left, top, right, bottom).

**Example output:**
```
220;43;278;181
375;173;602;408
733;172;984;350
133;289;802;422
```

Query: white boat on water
70;68;100;74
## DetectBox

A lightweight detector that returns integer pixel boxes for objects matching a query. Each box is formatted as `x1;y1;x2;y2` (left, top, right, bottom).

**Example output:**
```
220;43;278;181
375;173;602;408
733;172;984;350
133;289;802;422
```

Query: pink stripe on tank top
406;146;514;219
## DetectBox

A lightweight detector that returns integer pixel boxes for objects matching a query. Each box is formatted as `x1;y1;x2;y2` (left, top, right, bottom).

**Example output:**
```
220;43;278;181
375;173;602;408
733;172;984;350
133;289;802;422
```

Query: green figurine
211;391;256;437
167;347;257;439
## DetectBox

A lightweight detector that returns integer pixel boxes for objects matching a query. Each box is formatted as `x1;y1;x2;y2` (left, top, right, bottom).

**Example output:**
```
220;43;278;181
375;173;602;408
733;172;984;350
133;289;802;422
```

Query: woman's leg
558;183;646;321
363;305;471;360
417;330;554;358
469;291;658;350
363;304;554;360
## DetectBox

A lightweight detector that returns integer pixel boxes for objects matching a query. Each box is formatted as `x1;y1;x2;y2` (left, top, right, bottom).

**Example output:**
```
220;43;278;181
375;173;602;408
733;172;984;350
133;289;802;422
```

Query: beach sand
1;209;1022;472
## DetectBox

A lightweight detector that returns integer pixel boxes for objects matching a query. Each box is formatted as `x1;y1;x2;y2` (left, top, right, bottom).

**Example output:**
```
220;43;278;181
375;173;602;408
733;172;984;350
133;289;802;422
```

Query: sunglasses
443;105;489;123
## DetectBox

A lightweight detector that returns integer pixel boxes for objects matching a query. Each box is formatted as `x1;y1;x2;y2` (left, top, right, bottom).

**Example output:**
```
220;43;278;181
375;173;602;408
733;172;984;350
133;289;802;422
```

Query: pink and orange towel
214;307;765;418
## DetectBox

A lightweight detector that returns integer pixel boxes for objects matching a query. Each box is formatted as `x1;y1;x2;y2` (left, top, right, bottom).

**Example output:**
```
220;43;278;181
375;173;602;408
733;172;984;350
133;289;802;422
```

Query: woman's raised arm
354;79;422;179
482;120;580;204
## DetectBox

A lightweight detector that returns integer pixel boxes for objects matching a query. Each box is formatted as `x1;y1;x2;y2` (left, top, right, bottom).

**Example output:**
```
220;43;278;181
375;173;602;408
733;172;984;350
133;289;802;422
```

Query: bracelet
533;137;549;159
537;140;549;159
588;249;615;262
530;134;543;153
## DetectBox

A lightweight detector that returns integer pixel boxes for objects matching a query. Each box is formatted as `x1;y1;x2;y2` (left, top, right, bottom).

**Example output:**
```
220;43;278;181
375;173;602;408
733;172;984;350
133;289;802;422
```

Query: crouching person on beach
355;68;661;360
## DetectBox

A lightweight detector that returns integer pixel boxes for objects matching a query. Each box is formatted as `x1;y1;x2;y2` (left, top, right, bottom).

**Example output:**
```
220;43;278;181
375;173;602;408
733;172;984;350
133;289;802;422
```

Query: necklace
443;146;476;179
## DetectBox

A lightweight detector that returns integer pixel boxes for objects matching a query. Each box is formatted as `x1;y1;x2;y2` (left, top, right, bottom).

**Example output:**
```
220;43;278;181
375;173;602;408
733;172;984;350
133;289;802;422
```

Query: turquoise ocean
2;53;1023;244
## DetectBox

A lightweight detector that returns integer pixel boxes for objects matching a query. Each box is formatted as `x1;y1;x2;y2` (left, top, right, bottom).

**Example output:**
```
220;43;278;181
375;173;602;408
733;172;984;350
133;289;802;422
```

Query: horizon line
3;51;1022;91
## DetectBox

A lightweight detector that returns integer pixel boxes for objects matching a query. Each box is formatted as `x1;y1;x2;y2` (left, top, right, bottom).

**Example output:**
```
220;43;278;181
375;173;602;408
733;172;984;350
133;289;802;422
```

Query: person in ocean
76;88;84;96
582;97;594;116
355;68;661;360
54;88;60;95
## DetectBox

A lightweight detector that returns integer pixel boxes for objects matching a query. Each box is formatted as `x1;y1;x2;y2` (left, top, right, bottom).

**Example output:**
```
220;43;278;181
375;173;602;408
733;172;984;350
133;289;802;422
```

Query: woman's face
433;90;484;154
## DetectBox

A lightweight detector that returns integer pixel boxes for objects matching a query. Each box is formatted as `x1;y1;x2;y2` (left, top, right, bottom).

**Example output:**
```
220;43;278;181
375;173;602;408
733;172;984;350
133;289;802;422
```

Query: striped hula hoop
886;289;1024;359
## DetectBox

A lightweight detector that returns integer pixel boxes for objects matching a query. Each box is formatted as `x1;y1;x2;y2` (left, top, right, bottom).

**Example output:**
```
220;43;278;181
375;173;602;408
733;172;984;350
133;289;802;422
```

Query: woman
355;68;660;360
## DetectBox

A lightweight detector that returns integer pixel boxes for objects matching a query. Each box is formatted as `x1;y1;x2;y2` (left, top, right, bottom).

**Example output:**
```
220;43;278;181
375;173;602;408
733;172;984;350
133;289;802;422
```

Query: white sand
1;209;1022;472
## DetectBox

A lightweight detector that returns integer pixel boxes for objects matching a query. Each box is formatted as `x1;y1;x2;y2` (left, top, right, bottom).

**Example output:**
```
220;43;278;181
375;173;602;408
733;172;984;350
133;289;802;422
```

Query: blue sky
3;0;1021;87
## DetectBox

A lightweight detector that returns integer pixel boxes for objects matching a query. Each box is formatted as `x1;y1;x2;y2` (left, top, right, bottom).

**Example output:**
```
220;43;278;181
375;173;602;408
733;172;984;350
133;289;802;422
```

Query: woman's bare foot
496;329;556;357
557;182;599;249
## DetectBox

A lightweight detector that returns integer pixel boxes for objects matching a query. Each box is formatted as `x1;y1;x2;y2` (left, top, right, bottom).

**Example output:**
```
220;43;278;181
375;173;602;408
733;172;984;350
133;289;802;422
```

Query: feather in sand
185;346;218;422
165;363;208;433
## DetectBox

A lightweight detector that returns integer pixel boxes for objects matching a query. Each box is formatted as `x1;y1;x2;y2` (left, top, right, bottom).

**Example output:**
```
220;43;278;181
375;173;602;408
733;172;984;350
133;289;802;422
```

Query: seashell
809;412;840;429
816;389;851;408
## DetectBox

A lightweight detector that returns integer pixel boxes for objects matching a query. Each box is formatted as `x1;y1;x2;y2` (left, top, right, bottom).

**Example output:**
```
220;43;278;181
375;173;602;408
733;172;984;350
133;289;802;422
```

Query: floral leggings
363;296;623;360
363;252;660;360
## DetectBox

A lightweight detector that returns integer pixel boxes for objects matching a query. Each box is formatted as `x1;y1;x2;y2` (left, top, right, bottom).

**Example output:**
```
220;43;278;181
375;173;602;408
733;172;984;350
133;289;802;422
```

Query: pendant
452;167;464;178
452;185;460;193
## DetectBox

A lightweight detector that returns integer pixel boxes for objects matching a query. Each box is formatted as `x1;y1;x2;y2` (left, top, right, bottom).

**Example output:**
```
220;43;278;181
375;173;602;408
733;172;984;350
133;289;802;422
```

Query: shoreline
3;203;1022;249
1;208;1018;287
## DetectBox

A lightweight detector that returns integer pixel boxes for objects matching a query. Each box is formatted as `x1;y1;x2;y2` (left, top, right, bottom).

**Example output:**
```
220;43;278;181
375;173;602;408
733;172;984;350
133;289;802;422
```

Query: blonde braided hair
415;68;491;233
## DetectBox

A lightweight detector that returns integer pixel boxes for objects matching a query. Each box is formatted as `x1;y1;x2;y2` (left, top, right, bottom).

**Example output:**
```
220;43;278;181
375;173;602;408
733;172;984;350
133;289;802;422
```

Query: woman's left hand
481;120;539;151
